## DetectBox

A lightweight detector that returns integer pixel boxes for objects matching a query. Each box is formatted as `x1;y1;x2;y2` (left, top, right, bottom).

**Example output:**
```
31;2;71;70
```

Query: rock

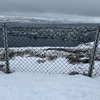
0;64;4;71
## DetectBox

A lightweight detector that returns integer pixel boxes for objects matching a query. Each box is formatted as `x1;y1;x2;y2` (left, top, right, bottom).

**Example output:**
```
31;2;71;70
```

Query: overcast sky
0;0;100;20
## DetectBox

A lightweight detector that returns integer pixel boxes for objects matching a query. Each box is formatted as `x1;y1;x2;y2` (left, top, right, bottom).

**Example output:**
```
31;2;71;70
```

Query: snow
0;72;100;100
0;55;99;75
7;56;100;75
0;41;100;75
0;41;100;100
1;14;100;23
77;41;100;49
8;56;89;74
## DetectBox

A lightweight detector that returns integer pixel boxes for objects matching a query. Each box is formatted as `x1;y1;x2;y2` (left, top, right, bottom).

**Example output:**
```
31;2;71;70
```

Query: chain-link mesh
0;23;100;76
93;40;100;76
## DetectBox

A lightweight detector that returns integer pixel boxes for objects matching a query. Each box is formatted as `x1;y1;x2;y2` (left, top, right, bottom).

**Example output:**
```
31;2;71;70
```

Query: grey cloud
0;0;100;17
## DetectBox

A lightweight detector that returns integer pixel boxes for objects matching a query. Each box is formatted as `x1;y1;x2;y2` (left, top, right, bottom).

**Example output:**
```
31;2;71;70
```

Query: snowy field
0;72;100;100
0;41;100;75
0;42;100;100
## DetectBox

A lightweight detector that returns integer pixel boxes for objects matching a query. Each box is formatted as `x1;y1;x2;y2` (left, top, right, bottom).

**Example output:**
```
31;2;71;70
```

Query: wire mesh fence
0;23;100;77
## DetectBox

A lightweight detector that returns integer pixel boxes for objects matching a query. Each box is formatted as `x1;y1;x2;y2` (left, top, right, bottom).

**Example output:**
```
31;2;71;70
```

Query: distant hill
0;15;99;24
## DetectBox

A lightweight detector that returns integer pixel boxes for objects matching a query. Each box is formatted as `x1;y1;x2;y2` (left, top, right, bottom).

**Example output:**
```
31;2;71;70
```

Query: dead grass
0;48;99;65
37;59;46;64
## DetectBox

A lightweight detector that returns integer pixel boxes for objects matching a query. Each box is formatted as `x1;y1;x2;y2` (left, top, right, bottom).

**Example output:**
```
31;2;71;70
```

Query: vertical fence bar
3;23;10;73
88;27;100;77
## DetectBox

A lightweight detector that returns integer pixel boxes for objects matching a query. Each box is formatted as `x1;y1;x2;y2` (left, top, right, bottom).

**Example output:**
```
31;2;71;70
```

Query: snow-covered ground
9;57;90;74
0;41;100;100
0;72;100;100
0;41;100;75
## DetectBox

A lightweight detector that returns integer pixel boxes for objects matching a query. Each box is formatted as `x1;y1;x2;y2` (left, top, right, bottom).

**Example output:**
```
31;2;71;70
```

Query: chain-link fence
0;23;100;77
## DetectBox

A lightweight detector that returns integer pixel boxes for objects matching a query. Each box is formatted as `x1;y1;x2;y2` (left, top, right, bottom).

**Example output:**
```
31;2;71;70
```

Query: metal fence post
3;23;10;73
88;27;100;77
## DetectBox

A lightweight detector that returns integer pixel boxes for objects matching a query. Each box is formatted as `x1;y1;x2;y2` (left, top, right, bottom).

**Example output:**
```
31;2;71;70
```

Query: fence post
88;27;100;77
3;23;10;73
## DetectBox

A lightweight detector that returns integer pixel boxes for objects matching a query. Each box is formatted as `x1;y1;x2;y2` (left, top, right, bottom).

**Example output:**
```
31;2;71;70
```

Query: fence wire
0;24;100;76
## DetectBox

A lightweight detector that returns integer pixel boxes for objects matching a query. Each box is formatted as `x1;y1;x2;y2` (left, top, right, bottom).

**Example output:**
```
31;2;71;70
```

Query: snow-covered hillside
0;15;56;23
0;41;100;75
0;14;99;23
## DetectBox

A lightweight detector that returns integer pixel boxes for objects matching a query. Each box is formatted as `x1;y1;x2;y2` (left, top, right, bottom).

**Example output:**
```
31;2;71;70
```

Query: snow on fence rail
0;24;100;77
